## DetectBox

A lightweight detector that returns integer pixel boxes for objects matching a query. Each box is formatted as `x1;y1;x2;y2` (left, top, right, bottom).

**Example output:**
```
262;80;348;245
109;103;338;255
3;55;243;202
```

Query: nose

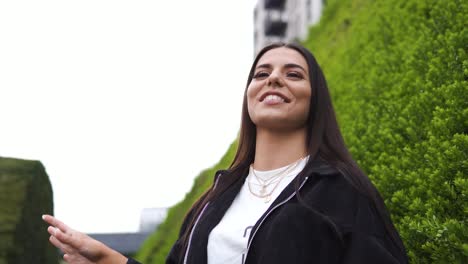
267;70;284;88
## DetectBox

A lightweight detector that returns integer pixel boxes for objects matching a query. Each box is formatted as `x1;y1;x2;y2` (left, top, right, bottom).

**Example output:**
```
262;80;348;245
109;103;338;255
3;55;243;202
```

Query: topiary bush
304;0;467;262
0;157;58;264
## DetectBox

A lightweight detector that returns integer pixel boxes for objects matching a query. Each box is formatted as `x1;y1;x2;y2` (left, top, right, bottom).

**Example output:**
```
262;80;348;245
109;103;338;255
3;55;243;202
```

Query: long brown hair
179;42;406;258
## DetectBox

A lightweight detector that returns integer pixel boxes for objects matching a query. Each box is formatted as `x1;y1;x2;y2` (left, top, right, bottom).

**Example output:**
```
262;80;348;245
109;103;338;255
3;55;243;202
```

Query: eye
253;71;270;79
286;71;304;79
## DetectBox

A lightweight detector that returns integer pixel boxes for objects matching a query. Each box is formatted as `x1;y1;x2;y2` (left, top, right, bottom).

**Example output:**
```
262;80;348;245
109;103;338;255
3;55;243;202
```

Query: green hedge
304;0;467;262
0;157;58;264
136;0;467;263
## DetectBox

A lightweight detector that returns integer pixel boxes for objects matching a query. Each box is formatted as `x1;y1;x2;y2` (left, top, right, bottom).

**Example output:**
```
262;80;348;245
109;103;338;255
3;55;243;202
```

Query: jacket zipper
243;176;309;263
183;173;223;264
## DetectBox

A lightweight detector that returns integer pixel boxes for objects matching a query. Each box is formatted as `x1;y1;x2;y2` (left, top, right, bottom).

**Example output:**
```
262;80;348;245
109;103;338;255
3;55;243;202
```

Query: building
87;207;168;256
254;0;324;54
139;207;169;233
88;232;151;257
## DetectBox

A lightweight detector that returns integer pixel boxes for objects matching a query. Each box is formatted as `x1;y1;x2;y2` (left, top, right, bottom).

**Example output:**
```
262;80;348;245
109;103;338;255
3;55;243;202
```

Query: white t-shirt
207;157;308;264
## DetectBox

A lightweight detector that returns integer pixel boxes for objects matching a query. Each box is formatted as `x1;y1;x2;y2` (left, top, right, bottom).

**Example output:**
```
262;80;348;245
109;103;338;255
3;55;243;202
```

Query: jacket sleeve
166;190;213;264
339;232;406;264
166;171;225;263
165;236;184;264
339;194;408;264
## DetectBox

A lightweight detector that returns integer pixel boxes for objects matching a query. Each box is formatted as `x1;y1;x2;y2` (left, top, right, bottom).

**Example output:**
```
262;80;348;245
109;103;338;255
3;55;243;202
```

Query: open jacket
128;160;408;264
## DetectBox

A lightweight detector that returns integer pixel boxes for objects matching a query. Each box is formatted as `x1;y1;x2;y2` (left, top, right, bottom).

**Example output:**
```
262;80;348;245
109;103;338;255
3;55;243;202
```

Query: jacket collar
214;158;338;183
185;158;338;263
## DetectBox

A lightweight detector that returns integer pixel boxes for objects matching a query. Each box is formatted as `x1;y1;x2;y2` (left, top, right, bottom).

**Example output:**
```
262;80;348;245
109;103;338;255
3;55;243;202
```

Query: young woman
43;43;408;264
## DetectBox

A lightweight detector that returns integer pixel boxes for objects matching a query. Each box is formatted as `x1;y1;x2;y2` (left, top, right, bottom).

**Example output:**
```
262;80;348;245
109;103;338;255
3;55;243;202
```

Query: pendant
264;195;271;203
260;185;267;195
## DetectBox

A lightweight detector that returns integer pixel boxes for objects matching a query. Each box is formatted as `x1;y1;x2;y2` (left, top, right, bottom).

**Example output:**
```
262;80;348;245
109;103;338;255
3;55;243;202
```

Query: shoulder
300;162;386;237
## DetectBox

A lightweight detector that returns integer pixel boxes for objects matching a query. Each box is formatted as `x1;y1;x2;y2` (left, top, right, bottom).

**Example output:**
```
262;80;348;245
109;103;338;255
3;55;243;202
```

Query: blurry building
139;207;169;233
254;0;325;54
88;207;168;256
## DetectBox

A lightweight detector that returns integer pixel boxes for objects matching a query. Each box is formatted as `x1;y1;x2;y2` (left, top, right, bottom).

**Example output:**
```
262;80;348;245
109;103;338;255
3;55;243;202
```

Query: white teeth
265;94;285;102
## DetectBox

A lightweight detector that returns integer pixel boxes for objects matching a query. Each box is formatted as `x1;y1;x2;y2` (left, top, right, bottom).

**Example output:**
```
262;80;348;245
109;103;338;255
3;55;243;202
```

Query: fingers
42;214;71;233
49;234;74;254
62;254;75;263
47;226;64;241
44;215;106;264
47;225;81;250
43;214;102;262
49;234;63;250
47;226;72;251
43;215;80;246
63;253;91;264
54;242;95;264
44;214;83;255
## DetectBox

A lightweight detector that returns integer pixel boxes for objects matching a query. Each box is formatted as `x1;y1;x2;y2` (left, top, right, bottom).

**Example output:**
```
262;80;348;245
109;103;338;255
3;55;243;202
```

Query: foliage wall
305;0;467;262
0;157;58;264
136;0;467;263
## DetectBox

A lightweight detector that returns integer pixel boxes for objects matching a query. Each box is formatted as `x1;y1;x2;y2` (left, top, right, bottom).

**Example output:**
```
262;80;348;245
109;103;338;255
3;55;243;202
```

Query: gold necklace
249;177;284;189
248;157;304;203
251;156;305;190
251;161;293;188
251;168;298;188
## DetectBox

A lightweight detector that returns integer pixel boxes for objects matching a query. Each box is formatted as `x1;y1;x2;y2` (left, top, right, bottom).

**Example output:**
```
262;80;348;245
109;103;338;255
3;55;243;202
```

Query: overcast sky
0;0;255;233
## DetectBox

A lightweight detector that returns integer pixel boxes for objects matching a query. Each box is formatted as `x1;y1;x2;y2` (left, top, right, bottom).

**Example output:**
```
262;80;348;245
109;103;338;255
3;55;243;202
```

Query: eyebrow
255;63;307;73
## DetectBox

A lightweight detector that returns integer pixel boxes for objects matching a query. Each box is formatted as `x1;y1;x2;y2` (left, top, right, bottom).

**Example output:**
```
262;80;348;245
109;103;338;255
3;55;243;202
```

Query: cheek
302;84;312;98
246;84;256;116
301;85;312;103
247;81;261;97
246;85;254;99
303;101;311;117
294;87;312;117
293;86;312;104
246;82;262;105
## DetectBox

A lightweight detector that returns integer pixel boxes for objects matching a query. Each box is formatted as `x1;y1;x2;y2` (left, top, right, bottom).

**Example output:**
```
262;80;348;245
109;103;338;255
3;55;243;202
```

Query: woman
43;43;408;264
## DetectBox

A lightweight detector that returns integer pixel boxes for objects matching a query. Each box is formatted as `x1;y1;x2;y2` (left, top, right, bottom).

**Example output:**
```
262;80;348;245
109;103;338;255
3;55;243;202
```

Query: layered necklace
248;157;305;203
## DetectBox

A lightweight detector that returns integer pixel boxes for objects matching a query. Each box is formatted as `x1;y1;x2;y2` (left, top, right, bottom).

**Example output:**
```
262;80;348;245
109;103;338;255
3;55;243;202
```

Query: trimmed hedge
0;157;58;264
305;0;467;262
136;0;467;263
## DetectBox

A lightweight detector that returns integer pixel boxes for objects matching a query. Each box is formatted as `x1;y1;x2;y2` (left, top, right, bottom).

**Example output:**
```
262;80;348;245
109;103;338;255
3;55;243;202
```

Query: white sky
0;0;255;233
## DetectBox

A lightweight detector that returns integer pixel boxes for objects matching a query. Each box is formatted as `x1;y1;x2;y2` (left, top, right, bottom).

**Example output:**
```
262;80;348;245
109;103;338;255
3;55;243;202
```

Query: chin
253;117;306;132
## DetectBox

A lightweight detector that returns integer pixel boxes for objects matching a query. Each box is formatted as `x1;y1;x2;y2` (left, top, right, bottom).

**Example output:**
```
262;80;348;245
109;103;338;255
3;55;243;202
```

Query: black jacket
129;160;408;264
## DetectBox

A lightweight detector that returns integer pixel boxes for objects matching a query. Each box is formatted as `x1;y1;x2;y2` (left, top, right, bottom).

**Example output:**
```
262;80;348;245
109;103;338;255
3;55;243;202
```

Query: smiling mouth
263;94;285;104
259;92;291;104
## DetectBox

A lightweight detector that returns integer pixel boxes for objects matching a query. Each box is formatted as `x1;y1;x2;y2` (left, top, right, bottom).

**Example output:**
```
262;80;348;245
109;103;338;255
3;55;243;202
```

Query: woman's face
247;47;311;131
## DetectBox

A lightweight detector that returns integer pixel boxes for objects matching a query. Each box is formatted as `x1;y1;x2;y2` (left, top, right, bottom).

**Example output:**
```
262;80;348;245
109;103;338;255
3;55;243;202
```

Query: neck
253;127;308;171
